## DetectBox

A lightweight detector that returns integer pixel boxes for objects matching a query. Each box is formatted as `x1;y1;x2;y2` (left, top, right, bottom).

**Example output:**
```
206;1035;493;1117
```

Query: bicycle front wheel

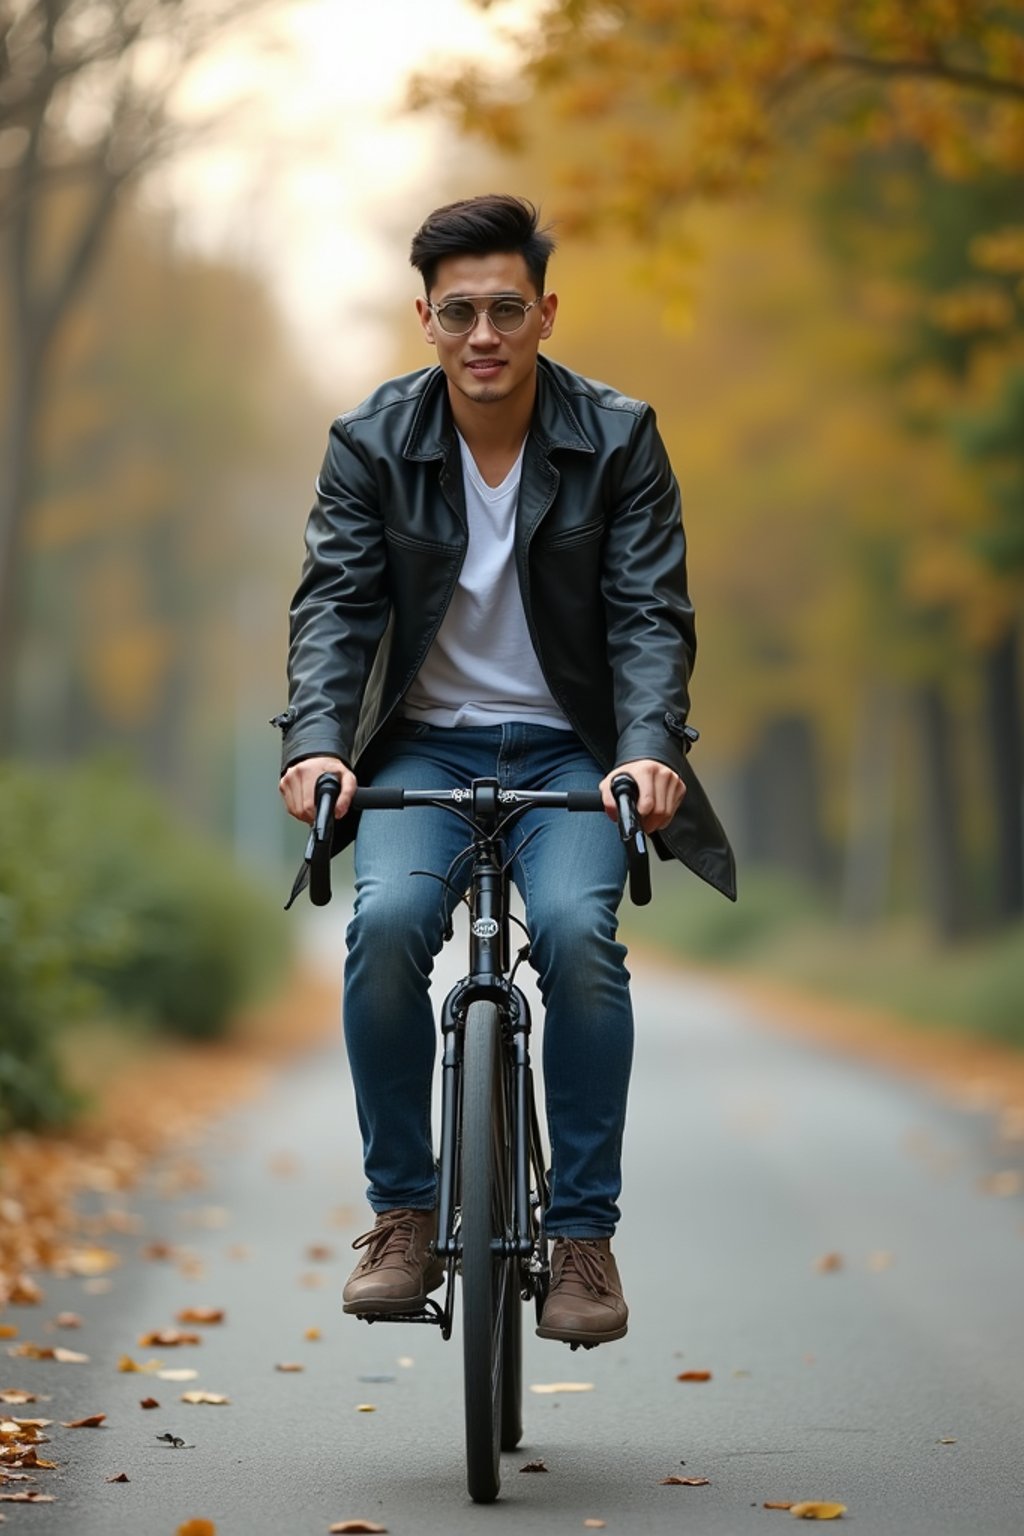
460;1000;515;1503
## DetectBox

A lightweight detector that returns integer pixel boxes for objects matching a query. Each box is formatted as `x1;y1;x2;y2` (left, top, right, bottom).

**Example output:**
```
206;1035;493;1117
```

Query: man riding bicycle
277;194;735;1347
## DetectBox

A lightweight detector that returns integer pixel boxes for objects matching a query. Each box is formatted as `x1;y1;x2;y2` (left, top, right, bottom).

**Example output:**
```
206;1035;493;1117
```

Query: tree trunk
914;681;969;941
735;713;830;884
983;624;1024;922
841;682;897;925
0;344;43;755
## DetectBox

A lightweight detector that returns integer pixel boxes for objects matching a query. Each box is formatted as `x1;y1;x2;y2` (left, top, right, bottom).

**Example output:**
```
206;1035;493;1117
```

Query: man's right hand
279;756;357;824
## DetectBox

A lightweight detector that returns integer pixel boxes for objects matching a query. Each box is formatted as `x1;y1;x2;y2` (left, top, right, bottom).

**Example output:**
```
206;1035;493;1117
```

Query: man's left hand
599;758;685;834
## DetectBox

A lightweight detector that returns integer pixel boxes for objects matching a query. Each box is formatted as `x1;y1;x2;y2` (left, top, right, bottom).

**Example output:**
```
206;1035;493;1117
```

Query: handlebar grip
566;790;604;812
308;773;341;907
351;786;406;810
609;773;652;908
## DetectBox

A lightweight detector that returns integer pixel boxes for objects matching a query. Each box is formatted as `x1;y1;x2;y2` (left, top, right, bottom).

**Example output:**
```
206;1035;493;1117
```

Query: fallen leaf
328;1523;388;1534
354;1404;376;1413
0;1330;17;1342
676;1370;712;1382
814;1253;843;1273
0;1394;35;1407
396;1356;414;1368
61;1414;106;1428
765;1501;794;1510
8;1344;88;1363
520;1459;548;1472
138;1330;201;1348
139;1398;160;1409
529;1382;594;1394
180;1391;230;1405
65;1248;119;1277
0;1491;56;1502
176;1522;216;1536
979;1170;1023;1197
937;1437;957;1444
789;1502;847;1520
175;1308;224;1326
275;1363;304;1373
117;1356;162;1374
660;1475;710;1485
156;1369;198;1382
8;1277;43;1307
106;1473;130;1483
583;1523;606;1530
140;1242;178;1263
304;1328;322;1342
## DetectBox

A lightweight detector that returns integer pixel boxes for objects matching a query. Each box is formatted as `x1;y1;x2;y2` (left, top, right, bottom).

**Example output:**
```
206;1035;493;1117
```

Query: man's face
416;252;557;409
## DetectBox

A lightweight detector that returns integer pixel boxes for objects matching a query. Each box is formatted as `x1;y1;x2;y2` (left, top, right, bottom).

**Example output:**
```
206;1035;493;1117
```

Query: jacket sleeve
600;404;696;775
277;419;390;773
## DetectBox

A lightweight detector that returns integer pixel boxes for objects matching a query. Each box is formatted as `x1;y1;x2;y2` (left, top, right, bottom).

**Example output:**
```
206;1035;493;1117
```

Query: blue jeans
343;721;633;1239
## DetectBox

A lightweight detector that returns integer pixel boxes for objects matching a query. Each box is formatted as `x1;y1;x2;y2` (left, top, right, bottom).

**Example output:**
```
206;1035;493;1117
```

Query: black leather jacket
277;355;735;899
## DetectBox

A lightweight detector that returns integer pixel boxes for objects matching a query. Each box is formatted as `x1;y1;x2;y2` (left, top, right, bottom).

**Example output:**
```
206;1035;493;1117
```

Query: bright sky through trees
152;0;538;394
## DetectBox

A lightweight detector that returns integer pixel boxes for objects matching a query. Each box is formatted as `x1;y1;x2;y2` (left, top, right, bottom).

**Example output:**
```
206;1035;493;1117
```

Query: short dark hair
410;194;556;296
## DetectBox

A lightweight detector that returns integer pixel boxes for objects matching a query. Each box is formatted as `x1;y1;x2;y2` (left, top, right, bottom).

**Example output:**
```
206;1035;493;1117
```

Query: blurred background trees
2;0;1023;1128
412;0;1024;944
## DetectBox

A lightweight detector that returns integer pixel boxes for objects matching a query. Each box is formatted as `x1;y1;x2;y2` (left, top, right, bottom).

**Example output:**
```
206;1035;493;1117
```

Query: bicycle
286;767;651;1503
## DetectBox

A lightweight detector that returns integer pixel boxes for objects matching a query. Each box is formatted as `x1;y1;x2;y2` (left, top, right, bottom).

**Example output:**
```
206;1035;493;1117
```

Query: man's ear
539;291;558;340
415;296;436;346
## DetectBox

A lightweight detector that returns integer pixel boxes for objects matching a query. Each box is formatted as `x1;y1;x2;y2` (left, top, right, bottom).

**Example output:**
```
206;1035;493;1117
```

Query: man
277;195;734;1347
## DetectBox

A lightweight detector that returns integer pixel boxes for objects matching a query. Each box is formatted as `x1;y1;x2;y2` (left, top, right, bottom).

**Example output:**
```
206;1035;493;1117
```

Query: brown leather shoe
536;1237;628;1345
342;1208;444;1315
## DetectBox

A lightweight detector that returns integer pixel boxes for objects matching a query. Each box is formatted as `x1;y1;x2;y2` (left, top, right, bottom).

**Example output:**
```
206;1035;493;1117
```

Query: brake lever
610;772;652;907
284;772;340;910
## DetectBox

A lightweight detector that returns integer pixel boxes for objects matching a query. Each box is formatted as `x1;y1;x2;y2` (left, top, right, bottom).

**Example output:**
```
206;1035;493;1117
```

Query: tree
411;1;1024;228
0;0;280;747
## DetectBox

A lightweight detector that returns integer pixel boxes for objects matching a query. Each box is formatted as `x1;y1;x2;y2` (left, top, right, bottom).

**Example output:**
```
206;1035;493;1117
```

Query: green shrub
0;759;291;1131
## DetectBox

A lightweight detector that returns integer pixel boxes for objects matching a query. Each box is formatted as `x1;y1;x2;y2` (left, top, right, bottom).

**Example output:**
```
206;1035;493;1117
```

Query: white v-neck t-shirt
402;433;571;730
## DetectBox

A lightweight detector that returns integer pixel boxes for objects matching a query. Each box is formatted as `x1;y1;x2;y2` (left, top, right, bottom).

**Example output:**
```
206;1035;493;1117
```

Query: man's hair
409;194;556;296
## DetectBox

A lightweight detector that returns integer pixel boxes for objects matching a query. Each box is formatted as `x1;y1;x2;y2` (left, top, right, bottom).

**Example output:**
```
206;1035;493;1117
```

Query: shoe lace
557;1239;610;1297
351;1210;421;1269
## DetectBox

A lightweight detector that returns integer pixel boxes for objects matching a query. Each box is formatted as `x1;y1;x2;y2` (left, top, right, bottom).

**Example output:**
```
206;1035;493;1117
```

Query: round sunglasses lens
437;301;476;333
490;300;527;332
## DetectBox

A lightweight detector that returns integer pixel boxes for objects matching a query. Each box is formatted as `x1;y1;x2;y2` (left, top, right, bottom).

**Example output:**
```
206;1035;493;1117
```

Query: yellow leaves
789;1502;847;1519
137;1329;201;1348
180;1391;230;1405
928;283;1016;335
117;1355;163;1374
971;226;1024;275
177;1522;217;1536
65;1247;120;1277
354;1404;377;1413
661;1474;711;1485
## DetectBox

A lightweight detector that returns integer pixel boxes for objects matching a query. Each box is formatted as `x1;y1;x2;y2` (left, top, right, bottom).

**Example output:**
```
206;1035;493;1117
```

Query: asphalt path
5;906;1024;1536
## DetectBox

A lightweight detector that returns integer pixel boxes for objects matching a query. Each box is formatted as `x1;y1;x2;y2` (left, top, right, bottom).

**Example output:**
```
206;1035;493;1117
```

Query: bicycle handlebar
284;772;653;911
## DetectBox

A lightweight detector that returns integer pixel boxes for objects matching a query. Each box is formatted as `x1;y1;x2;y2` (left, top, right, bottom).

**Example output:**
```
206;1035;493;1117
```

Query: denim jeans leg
503;729;632;1239
343;728;483;1212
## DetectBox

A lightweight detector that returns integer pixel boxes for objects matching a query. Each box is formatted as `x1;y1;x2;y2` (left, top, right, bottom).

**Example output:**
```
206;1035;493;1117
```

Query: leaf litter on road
60;1414;106;1428
329;1522;388;1533
660;1475;710;1485
529;1382;594;1394
788;1502;847;1520
676;1370;712;1382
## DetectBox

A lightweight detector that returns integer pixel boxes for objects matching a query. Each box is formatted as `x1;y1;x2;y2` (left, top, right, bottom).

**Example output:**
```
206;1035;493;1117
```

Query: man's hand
599;758;685;835
279;756;357;824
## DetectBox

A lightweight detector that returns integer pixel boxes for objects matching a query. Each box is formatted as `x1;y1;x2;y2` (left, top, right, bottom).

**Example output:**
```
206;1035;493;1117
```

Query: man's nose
468;309;501;340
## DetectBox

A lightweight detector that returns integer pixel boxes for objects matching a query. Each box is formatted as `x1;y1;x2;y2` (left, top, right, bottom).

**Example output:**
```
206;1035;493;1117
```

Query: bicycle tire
500;1261;523;1450
461;1000;515;1502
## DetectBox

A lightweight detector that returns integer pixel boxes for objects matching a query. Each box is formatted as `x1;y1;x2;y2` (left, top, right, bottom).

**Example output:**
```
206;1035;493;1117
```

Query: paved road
6;914;1024;1535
